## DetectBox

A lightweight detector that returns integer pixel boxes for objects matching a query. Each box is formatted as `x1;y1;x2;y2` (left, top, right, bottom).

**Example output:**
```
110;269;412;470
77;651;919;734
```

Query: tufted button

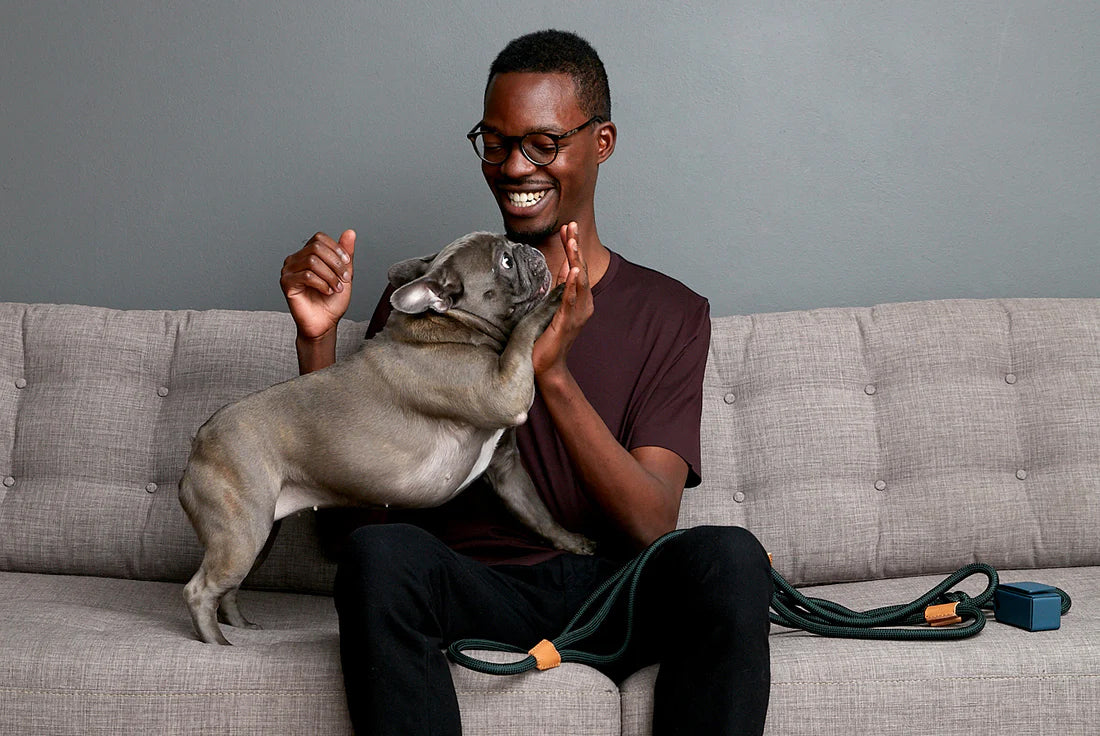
723;392;737;405
145;482;158;493
1005;373;1017;385
14;378;27;389
874;479;887;491
733;491;746;503
1016;469;1028;481
3;476;14;487
864;384;877;396
157;386;169;397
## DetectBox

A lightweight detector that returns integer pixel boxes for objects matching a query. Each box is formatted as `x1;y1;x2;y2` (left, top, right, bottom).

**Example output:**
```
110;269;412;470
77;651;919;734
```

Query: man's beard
505;222;558;246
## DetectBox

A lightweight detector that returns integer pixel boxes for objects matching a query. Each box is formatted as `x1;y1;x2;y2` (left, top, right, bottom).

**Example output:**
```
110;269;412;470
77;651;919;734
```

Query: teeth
506;190;547;208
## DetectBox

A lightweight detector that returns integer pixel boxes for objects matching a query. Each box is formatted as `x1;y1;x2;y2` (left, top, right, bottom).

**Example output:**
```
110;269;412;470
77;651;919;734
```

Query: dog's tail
177;427;208;524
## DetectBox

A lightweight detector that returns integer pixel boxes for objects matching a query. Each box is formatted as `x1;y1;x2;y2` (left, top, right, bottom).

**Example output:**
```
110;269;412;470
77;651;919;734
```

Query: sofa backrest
681;298;1100;586
2;299;1098;593
0;303;369;593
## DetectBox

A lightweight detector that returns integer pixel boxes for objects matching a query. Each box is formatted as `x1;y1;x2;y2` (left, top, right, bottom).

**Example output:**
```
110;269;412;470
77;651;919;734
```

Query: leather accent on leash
528;639;562;670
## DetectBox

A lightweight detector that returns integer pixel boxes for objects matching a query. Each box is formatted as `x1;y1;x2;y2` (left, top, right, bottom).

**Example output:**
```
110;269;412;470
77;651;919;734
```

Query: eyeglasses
466;116;603;166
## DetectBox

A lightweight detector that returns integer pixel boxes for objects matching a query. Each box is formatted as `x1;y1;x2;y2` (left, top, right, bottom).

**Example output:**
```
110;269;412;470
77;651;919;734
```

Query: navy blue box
994;582;1062;632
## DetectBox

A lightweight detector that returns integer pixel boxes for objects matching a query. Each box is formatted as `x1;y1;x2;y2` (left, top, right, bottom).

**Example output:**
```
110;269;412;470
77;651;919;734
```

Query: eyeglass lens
472;131;559;166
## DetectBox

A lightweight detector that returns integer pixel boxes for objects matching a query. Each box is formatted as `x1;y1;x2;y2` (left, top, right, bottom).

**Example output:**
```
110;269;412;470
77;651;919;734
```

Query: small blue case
994;582;1062;631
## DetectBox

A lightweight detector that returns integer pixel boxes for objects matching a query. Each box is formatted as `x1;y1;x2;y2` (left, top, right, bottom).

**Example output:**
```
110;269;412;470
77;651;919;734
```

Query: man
279;30;771;735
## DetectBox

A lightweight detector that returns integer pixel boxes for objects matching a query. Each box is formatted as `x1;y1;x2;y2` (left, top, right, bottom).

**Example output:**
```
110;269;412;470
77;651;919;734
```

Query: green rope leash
446;529;1073;675
448;528;678;676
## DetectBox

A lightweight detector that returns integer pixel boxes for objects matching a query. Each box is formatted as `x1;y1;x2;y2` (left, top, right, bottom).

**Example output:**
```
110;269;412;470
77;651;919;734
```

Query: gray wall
2;1;1097;320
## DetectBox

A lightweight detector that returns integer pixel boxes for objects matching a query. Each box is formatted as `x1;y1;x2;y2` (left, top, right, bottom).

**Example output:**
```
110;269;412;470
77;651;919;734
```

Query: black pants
333;524;771;735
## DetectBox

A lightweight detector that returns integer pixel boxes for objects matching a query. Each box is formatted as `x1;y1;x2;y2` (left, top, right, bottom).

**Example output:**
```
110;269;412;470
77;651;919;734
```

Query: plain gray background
2;1;1097;320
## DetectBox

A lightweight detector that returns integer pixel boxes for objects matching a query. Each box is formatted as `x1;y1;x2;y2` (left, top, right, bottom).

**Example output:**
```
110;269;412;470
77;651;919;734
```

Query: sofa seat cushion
622;566;1099;736
0;571;620;735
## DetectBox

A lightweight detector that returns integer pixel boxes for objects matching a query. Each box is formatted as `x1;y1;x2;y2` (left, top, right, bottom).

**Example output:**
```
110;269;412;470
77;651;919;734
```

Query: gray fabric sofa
1;297;1097;735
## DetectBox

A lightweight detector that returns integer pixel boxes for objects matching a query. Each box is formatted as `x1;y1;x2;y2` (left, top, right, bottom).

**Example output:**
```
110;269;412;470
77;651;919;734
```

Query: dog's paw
526;283;566;329
554;531;597;556
546;282;566;306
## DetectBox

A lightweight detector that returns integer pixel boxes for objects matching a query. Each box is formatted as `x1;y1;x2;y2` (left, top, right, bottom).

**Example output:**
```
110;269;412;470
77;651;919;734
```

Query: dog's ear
390;274;460;314
387;254;438;289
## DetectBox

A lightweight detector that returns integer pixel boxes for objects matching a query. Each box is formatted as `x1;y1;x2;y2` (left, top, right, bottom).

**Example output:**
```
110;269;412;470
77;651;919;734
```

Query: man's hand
532;222;593;378
280;230;356;341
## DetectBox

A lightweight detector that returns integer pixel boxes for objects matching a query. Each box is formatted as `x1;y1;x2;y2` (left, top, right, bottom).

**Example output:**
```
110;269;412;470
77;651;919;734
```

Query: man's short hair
488;29;611;121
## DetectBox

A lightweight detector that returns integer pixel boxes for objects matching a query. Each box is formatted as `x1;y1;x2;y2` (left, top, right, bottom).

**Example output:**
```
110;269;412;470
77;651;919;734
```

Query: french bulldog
179;231;594;645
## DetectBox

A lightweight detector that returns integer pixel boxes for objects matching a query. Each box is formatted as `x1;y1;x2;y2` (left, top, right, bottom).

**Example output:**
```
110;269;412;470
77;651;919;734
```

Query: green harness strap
447;529;1073;676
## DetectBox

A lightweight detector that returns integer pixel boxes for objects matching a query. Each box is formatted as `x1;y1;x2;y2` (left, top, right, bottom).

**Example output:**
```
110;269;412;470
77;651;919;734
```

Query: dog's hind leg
184;563;238;645
179;458;278;645
217;588;258;630
216;520;282;629
183;522;271;645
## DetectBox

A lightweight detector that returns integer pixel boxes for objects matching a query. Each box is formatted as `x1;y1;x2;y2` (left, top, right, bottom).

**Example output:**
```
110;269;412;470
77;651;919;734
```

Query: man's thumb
340;229;356;259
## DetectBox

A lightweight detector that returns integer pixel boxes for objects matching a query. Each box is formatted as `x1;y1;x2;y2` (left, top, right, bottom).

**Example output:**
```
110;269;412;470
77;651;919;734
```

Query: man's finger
338;229;356;266
300;234;351;284
556;257;570;287
564;266;581;307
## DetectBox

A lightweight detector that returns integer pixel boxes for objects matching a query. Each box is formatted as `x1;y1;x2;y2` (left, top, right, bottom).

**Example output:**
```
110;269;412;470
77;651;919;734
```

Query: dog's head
388;232;552;331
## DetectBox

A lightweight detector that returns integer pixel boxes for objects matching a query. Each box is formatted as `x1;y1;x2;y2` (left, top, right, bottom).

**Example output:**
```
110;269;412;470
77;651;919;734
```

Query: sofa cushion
683;298;1100;585
0;571;621;735
0;303;369;592
621;566;1100;736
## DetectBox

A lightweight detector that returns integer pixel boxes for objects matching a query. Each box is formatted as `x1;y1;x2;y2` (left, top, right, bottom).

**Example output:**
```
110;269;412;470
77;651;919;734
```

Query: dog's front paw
554;531;597;556
526;283;566;329
545;282;566;306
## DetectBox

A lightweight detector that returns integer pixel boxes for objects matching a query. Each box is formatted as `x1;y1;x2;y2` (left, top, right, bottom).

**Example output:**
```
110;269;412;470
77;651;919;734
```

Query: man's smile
505;190;548;208
496;182;556;219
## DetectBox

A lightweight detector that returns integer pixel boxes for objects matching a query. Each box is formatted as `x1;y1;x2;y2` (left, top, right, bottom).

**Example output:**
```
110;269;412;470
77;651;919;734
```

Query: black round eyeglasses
466;116;603;166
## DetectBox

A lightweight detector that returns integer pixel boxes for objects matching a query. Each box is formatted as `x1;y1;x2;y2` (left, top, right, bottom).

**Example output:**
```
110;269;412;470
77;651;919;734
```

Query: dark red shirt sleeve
622;298;710;487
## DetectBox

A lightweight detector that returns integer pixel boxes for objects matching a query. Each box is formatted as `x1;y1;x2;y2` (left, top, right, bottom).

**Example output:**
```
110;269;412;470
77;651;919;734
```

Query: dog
179;231;594;645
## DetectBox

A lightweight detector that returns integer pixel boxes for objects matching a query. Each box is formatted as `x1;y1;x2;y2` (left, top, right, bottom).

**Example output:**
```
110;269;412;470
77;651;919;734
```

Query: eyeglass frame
466;115;604;167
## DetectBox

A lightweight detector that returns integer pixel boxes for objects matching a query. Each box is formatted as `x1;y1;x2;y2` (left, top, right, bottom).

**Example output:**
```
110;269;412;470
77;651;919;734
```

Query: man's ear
390;276;456;314
387;254;437;288
596;120;617;164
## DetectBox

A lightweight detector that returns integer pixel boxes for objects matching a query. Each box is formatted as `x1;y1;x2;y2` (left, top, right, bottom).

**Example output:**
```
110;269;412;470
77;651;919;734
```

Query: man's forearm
536;368;684;550
296;329;338;375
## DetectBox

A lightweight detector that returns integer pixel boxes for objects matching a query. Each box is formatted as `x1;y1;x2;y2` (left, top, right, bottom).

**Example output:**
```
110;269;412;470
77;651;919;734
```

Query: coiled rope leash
448;528;676;676
447;529;1073;675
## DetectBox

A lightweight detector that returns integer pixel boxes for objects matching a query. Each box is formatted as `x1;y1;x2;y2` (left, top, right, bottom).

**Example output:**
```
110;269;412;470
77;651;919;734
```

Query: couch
1;297;1097;735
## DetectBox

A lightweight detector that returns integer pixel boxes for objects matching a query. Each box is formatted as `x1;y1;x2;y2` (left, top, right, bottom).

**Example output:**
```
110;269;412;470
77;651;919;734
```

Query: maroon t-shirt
359;250;710;564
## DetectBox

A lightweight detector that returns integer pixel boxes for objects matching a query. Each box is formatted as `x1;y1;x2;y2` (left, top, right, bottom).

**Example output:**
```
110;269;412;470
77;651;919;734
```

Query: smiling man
279;30;771;735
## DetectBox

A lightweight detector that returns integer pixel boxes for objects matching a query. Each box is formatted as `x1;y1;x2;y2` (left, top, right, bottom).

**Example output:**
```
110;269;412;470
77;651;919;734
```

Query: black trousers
333;524;771;735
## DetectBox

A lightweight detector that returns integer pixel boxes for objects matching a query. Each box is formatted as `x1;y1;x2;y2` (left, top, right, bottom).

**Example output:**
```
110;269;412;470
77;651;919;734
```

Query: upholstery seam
0;688;347;697
771;673;1100;686
1;304;30;508
0;687;618;697
856;306;886;579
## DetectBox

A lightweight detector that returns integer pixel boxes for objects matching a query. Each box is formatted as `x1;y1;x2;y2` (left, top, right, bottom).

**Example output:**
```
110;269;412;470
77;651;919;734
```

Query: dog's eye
500;253;513;270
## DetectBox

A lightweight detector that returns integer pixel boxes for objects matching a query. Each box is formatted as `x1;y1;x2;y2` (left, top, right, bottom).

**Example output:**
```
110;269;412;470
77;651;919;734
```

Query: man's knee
672;524;768;564
334;523;443;607
660;526;772;603
340;523;438;566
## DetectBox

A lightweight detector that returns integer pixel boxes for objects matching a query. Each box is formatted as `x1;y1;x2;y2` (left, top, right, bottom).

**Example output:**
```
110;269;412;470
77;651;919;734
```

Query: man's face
478;72;610;247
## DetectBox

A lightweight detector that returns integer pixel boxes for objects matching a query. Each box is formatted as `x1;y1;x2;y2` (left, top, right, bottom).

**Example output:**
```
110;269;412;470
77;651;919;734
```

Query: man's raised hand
532;222;593;377
280;229;356;341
